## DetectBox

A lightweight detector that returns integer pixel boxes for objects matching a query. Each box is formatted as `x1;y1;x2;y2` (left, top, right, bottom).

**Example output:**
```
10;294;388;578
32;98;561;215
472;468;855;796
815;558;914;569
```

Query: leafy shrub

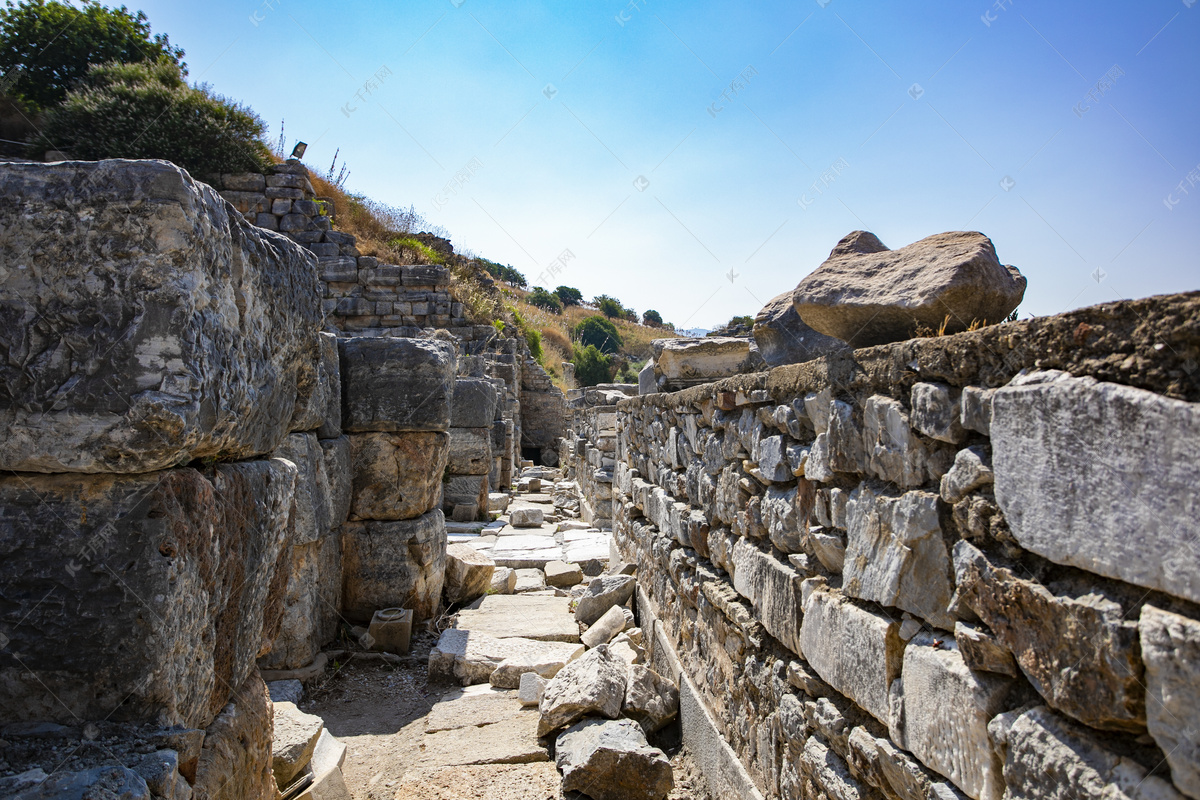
573;344;612;387
479;259;527;288
0;0;185;111
526;328;543;361
527;287;563;314
594;294;623;319
573;315;622;354
554;285;583;306
35;60;271;174
642;309;663;327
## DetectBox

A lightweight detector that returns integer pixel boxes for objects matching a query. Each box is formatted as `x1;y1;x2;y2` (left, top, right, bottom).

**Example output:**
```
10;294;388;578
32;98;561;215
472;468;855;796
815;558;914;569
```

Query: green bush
642;309;663;327
554;285;583;306
573;344;612;387
573;315;622;354
526;328;543;361
594;294;623;319
0;0;185;111
35;60;271;175
527;287;563;314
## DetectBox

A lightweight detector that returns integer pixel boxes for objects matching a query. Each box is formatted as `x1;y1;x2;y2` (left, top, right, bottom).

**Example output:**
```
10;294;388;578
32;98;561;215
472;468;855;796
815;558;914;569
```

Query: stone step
456;595;580;643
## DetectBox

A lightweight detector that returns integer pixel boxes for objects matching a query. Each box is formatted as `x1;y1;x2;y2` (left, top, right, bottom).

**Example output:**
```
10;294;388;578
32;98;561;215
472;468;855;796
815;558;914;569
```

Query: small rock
514;568;546;593
444;543;496;605
954;621;1017;676
509;506;545;527
940;445;994;503
575;574;637;626
518;672;547;707
488;492;511;513
544;560;583;588
489;567;517;595
272;702;324;786
555;718;674;800
623;665;680;734
267;679;304;705
538;644;627;736
609;634;645;666
581;604;628;649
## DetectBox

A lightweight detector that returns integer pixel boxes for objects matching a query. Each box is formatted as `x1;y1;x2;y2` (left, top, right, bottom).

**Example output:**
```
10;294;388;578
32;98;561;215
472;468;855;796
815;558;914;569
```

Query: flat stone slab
490;548;567;570
393;764;564;800
455;595;580;643
425;686;522;733
495;524;559;538
564;538;611;564
417;711;549;767
429;629;583;686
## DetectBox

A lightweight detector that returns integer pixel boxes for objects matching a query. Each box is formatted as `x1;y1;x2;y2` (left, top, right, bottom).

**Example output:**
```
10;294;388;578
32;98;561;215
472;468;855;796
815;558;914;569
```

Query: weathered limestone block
443;543;496;605
341;509;447;623
448;427;492;475
761;484;805;554
940;445;994;504
581;605;629;648
271;701;324;786
757;435;795;483
192;673;275;800
1139;604;1200;799
795;737;872;800
451;378;500;428
623;665;680;734
992;371;1200;604
653;337;752;389
863;395;940;488
889;633;1013;800
954;621;1017;677
259;540;321;670
730;538;805;656
800;588;904;725
319;435;352;527
954;541;1146;732
556;718;674;800
792;230;1026;347
348;432;449;520
429;628;583;686
911;382;966;444
0;459;295;729
316;531;343;647
538;645;628;736
272;432;332;544
1;767;152;799
444;475;488;513
998;706;1185;800
843;485;955;629
293;331;341;434
752;289;849;368
0;160;324;474
576;574;637;626
338;337;456;432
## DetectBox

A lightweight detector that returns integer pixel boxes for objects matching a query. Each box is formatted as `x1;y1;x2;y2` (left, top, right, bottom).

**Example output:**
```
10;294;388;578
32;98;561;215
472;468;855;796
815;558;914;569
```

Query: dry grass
508;289;679;362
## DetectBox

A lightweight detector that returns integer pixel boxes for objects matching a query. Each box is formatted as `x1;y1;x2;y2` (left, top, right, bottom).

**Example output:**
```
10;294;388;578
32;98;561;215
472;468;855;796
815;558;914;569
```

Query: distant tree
554;286;583;306
573;344;612;387
594;294;623;319
527;287;563;314
0;0;185;111
573;315;622;354
502;265;527;288
621;307;638;323
642;309;663;327
525;328;543;361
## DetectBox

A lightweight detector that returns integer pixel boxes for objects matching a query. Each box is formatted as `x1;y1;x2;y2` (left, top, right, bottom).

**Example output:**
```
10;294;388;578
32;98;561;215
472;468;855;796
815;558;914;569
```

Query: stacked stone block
567;292;1200;800
0;160;330;798
445;376;500;520
565;385;637;529
521;353;568;466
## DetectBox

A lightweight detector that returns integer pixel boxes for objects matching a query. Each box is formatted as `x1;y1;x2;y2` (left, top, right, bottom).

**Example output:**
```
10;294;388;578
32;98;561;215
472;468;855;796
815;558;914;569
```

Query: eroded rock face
792;230;1025;347
555;718;674;800
752;290;849;368
1140;605;1200;799
192;674;276;800
443;543;496;606
338;337;457;433
575;574;637;626
341;509;447;623
652;337;753;391
623;665;680;734
0;459;296;729
428;628;583;687
348;432;449;521
992;371;1200;605
0;160;324;474
451;378;499;429
537;645;627;736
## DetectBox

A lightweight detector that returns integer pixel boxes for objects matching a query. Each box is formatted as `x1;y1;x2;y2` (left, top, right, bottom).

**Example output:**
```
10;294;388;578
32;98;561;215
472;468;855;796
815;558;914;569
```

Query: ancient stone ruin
1;158;1197;800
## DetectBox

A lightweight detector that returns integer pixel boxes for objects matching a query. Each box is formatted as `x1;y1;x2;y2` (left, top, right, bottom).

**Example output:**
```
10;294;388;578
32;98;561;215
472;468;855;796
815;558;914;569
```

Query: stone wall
573;292;1200;800
563;384;638;529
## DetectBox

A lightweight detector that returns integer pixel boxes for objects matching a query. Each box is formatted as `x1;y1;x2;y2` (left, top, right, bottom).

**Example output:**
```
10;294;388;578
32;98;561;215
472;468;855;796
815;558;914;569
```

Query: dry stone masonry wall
568;292;1200;800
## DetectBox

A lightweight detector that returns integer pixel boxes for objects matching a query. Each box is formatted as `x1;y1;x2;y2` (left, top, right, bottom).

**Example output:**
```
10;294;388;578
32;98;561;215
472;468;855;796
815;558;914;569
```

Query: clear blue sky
138;0;1198;329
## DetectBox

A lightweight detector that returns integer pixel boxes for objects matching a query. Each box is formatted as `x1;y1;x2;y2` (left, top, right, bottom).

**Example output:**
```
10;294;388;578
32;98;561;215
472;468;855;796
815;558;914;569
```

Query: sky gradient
137;0;1198;330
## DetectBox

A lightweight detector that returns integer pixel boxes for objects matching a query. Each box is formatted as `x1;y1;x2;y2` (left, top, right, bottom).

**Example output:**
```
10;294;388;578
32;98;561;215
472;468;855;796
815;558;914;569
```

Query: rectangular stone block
0;459;296;728
292;331;342;435
1140;604;1200;799
993;371;1200;604
445;475;489;511
452;378;501;428
349;432;449;521
271;432;332;545
259;540;321;670
799;588;904;725
0;160;324;473
341;509;447;623
889;633;1013;800
320;435;352;527
730;538;805;657
339;337;457;432
448;427;492;475
192;672;275;800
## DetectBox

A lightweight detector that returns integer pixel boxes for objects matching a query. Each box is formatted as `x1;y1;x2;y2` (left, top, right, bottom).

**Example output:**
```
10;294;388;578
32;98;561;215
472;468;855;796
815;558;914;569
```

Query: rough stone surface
451;378;500;429
843;485;954;629
294;331;341;434
490;566;518;594
519;672;547;707
424;686;522;733
271;432;332;545
575;574;637;626
940;445;994;503
0;160;324;474
348;432;449;521
889;633;1013;800
1001;706;1185;800
730;538;804;656
448;427;492;475
271;701;323;786
799;588;904;725
954;541;1146;732
192;674;275;800
455;594;580;643
545;559;584;587
1139;604;1200;799
418;712;549;767
340;509;446;623
954;621;1017;677
538;644;628;736
510;507;545;528
653;337;753;390
992;371;1200;605
555;718;674;800
581;604;629;649
338;337;456;432
429;629;583;686
319;435;352;527
392;763;564;800
443;543;496;606
792;230;1026;347
0;459;295;728
3;766;151;799
623;665;680;734
752;290;849;368
911;382;967;443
